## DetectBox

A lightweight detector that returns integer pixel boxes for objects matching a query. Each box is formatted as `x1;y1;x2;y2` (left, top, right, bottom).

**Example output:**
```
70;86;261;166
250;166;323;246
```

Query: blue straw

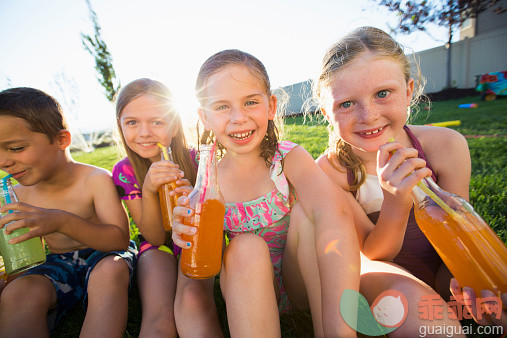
2;174;13;213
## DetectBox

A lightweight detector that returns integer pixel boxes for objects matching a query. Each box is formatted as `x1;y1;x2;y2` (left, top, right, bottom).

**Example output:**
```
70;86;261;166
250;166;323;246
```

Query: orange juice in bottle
157;145;183;231
412;178;507;296
181;145;225;279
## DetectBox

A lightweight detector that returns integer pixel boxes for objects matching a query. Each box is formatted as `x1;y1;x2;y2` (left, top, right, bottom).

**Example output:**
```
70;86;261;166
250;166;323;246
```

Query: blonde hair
314;26;425;190
115;78;197;188
195;49;283;167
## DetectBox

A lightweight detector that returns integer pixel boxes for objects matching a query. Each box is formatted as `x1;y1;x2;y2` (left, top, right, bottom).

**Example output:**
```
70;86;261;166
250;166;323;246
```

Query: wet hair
313;26;425;191
115;78;196;187
0;87;68;142
195;49;282;167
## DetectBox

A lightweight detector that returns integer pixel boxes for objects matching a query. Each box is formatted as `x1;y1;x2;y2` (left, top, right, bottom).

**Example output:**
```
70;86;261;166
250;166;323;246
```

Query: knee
1;276;52;309
89;255;129;288
224;234;271;274
176;282;214;317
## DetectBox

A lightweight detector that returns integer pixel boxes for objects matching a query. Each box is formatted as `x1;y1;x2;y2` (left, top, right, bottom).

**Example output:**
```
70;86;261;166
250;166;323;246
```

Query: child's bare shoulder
316;152;349;189
408;125;469;171
73;162;114;187
408;125;467;153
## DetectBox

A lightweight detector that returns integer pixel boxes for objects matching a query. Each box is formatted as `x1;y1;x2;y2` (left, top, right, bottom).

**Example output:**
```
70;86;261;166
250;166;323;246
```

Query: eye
215;104;228;111
376;90;390;99
152;120;164;126
10;146;25;152
245;100;258;106
341;101;353;109
125;120;137;126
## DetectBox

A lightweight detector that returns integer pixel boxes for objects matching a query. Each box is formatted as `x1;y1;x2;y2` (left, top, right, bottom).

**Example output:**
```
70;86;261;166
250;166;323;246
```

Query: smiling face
323;52;414;155
198;64;276;155
0;116;66;186
119;94;179;162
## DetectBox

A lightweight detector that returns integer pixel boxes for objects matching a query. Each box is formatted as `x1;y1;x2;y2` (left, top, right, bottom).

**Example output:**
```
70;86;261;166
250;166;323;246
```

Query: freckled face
120;94;179;162
199;65;276;155
324;52;414;154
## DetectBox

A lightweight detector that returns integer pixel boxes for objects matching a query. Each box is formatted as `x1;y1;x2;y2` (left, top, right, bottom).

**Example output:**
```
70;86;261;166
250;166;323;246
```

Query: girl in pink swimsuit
172;49;360;337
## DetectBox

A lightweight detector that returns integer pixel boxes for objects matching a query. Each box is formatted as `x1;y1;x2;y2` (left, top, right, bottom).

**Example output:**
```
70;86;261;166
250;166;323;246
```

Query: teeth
363;127;384;135
139;143;156;146
230;131;253;140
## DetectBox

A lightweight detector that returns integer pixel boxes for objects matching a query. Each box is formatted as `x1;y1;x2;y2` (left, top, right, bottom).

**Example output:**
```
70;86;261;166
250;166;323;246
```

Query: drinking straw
387;138;460;219
415;181;460;219
199;141;217;205
157;143;169;160
2;174;13;213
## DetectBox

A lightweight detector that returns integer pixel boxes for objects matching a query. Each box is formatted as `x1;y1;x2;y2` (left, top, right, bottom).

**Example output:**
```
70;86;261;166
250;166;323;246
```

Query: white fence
411;28;507;93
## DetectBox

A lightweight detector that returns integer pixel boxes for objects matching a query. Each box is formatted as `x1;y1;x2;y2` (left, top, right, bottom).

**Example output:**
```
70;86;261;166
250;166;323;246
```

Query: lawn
24;96;507;336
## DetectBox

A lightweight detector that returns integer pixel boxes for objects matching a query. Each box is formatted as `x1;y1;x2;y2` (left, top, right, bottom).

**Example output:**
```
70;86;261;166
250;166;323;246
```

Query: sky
0;0;454;135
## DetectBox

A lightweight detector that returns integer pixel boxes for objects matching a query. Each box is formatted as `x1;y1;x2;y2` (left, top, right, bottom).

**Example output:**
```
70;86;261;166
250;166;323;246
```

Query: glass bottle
412;177;507;296
0;178;46;275
158;146;181;231
181;145;225;279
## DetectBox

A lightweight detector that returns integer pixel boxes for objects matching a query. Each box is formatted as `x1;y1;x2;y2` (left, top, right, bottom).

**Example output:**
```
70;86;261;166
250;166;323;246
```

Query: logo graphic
340;289;408;336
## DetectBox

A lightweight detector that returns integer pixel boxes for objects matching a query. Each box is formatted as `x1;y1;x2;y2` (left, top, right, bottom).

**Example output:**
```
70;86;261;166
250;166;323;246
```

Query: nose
230;106;248;124
357;102;379;123
0;154;14;170
138;122;153;137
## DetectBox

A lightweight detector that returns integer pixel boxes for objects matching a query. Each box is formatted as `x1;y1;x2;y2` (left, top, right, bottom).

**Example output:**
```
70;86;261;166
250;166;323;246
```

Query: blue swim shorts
22;240;138;332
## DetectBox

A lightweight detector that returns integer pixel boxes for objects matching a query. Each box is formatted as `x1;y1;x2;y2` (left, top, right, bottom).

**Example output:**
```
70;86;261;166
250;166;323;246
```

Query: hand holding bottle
171;145;225;279
377;141;432;202
450;278;507;329
143;160;187;195
171;195;197;248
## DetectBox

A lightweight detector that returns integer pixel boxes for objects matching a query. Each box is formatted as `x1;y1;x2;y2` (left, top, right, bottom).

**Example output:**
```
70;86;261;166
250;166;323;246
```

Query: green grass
47;96;505;337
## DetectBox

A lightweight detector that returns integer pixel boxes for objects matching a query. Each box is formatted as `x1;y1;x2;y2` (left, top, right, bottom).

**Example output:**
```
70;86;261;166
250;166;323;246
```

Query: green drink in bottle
0;175;46;275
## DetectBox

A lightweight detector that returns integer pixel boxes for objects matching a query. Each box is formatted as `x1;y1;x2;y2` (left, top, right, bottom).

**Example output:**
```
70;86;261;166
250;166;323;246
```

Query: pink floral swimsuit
224;140;297;314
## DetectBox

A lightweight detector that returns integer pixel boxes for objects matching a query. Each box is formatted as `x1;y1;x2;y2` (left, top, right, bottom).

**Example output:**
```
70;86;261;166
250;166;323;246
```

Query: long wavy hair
195;49;283;168
115;78;197;188
313;26;425;191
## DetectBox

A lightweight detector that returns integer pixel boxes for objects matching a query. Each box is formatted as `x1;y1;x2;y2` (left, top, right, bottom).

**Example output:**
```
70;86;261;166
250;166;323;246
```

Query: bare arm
317;144;431;261
285;146;360;337
138;160;191;246
0;171;130;252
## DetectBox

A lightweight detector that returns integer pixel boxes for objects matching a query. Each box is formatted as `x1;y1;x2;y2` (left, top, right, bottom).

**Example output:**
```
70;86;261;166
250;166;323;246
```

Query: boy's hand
143;160;185;195
0;202;63;243
450;278;507;329
171;196;196;249
377;141;432;201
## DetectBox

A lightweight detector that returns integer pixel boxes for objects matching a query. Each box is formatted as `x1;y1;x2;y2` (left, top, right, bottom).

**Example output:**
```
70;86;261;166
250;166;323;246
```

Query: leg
282;202;323;336
174;262;222;338
360;256;464;338
220;233;280;338
137;249;178;338
81;255;130;338
0;271;21;295
0;274;56;337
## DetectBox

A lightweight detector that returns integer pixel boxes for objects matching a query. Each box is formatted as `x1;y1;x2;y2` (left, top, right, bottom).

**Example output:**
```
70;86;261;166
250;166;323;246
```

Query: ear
267;94;277;120
197;107;212;131
55;130;72;150
406;78;415;106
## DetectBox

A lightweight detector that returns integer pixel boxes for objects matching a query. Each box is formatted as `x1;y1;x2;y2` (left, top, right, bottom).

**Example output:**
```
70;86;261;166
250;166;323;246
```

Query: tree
81;0;120;102
372;0;505;89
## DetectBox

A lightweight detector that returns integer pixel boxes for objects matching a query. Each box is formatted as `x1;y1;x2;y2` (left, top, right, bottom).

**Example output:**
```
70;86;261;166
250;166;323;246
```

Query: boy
0;87;137;337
